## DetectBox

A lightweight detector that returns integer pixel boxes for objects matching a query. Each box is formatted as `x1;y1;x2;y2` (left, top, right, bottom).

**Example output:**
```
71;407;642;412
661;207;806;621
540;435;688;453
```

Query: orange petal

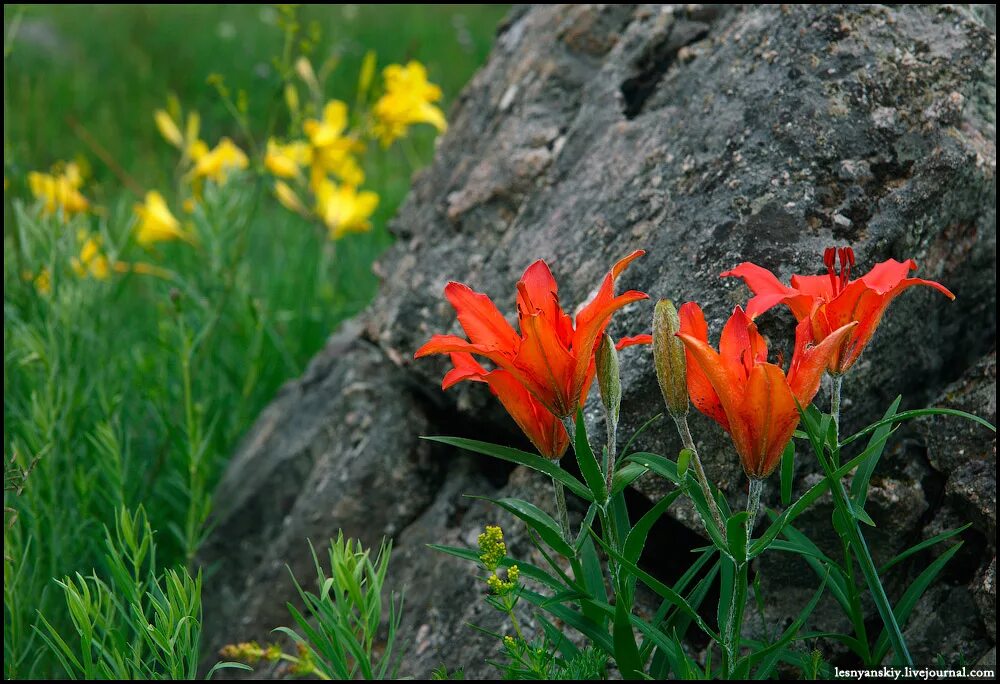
857;258;916;294
484;369;569;460
616;334;652;349
442;352;488;389
611;249;646;279
786;319;856;402
723;262;819;319
515;309;576;416
718;306;768;383
570;289;648;408
677;330;750;449
516;260;574;348
741;362;799;478
445;282;519;351
678;303;729;431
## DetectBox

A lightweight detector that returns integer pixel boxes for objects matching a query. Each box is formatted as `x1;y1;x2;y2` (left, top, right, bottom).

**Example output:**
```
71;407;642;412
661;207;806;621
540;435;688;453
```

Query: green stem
604;412;617;498
724;562;748;676
825;376;913;668
723;479;761;676
551;477;571;545
830;375;843;439
674;415;726;540
746;478;762;538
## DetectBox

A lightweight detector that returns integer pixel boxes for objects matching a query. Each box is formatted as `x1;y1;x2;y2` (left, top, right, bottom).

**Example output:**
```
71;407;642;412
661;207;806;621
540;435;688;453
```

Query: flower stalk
673;414;726;539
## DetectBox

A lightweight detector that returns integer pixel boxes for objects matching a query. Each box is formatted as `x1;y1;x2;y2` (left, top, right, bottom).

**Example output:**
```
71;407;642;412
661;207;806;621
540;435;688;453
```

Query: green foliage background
3;4;508;678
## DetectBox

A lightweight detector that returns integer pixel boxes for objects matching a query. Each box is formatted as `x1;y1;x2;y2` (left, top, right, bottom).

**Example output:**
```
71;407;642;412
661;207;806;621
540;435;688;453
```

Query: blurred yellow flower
71;232;111;280
373;61;447;147
155;109;201;153
304;100;366;187
274;181;308;216
264;139;312;179
134;191;193;246
24;268;52;295
314;179;378;240
190;137;249;184
188;139;209;160
154;109;185;147
27;162;90;218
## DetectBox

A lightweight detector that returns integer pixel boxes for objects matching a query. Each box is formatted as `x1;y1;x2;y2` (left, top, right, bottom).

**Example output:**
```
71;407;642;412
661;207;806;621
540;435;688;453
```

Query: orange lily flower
416;251;650;433
677;303;855;479
442;352;570;459
722;247;955;375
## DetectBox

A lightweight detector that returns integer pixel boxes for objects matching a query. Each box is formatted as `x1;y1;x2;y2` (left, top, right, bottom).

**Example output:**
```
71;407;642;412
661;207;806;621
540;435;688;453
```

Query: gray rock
200;5;996;677
973;556;996;641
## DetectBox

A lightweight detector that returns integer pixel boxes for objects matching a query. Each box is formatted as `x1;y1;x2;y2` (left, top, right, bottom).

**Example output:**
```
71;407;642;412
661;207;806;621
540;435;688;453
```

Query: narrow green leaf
611;462;648;495
851;396;901;513
840;408;995;448
873;543;964;663
580;536;608;608
677;448;692;478
746;572;829;675
426;544;567;593
624;490;682;565
519;589;614;654
613;600;643;679
573;408;607;502
468;496;575;557
621;413;663;456
780;442;795;507
595;535;720;642
727;512;749;564
880;524;972;574
422;436;593;502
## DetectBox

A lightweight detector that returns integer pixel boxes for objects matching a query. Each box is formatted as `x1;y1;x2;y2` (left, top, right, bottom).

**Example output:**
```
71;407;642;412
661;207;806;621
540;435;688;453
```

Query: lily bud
653;299;689;418
596;333;622;426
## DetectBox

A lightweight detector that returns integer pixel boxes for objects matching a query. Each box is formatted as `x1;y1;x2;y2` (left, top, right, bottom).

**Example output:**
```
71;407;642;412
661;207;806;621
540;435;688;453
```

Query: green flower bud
653;299;689;418
596;333;621;426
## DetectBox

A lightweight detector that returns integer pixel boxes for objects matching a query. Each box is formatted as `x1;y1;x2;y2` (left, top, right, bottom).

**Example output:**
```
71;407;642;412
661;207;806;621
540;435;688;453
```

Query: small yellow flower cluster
149;100;247;237
219;640;320;677
478;525;507;570
71;230;112;280
264;57;378;241
219;640;282;665
155;104;248;189
27;161;90;219
486;565;519;595
263;56;445;240
372;61;448;147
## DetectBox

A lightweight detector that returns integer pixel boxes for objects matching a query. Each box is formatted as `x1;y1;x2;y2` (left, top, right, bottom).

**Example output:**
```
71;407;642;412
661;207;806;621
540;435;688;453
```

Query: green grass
3;4;508;678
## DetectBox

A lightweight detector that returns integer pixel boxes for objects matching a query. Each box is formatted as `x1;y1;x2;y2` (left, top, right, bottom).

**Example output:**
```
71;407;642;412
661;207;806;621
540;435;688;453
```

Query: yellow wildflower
24;268;52;295
477;525;507;571
313;179;378;240
188;139;209;161
134;191;193;246
264;138;312;179
154;109;184;147
71;232;111;280
190;137;248;184
304;100;366;187
274;181;308;216
27;162;90;218
486;565;519;595
372;61;447;147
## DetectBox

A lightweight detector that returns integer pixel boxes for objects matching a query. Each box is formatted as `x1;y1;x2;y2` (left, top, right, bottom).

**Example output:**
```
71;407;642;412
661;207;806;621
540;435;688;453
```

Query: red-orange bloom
677;303;855;479
722;247;955;375
415;252;650;456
